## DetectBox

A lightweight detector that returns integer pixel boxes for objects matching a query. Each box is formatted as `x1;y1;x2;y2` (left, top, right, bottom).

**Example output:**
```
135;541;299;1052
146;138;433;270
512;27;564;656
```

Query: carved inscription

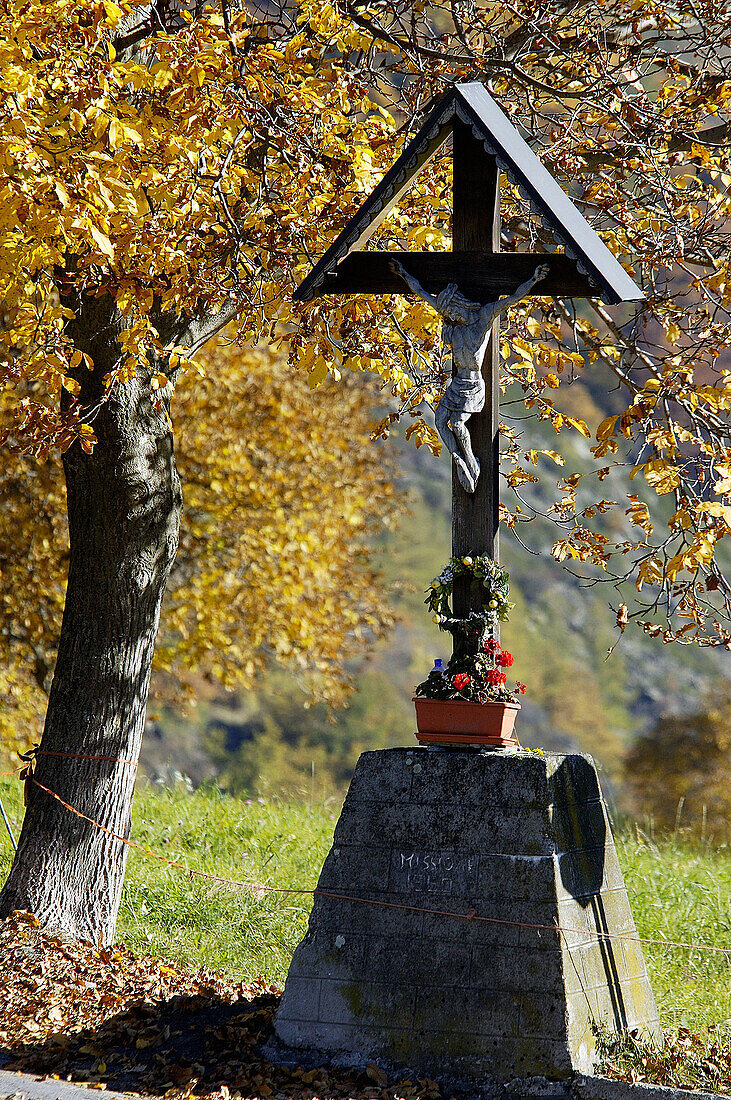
391;850;478;896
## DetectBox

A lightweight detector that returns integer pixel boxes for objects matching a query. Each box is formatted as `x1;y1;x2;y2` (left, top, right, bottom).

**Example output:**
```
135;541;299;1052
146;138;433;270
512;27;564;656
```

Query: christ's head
436;283;481;323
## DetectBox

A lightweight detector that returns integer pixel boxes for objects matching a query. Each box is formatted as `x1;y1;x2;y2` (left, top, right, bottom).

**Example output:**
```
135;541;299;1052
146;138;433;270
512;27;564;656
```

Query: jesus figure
390;259;549;493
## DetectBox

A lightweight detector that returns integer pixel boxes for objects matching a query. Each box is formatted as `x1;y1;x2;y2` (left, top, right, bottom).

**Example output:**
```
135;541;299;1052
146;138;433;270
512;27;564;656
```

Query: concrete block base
273;749;660;1083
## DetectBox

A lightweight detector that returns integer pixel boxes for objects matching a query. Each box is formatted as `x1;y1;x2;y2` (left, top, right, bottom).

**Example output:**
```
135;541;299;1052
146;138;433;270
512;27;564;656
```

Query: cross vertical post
451;120;501;621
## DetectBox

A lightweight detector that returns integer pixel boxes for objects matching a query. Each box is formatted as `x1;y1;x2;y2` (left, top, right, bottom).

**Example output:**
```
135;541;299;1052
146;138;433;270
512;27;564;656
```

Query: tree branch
176;299;243;358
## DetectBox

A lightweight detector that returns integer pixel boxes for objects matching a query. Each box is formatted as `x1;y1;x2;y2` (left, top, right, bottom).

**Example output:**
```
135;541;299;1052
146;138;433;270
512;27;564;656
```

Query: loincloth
440;372;485;416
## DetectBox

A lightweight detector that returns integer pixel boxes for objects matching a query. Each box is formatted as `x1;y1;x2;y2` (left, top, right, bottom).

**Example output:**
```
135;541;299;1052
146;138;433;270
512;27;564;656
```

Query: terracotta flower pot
412;697;521;747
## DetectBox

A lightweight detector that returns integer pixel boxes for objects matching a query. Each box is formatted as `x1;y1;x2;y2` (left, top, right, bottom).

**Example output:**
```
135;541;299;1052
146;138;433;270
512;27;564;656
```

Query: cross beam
315;251;595;299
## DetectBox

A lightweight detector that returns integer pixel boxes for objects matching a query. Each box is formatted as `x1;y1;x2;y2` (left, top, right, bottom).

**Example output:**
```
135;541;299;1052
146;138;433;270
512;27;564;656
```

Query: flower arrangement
425;554;513;631
415;554;527;706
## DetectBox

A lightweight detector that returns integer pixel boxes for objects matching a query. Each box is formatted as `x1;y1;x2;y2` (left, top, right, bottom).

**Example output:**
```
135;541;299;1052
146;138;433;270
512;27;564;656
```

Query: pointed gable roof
295;82;644;306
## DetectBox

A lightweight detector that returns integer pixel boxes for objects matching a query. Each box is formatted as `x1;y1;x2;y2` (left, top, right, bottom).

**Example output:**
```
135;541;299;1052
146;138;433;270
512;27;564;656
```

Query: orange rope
36;751;139;767
29;778;731;961
32;779;278;896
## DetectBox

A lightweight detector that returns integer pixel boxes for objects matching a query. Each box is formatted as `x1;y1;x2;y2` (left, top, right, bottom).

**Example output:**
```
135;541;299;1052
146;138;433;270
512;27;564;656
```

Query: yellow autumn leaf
666;534;717;582
103;0;123;22
152;63;174;90
552;539;580;562
121;122;143;146
566;416;590;437
507;467;539;487
625;496;653;537
635;558;663;590
54;180;70;207
697;501;731;526
643;459;681;495
307;359;328;387
89;224;115;259
108;117;121;148
596;415;618;441
713;462;731;494
695;386;731;412
669;508;692;531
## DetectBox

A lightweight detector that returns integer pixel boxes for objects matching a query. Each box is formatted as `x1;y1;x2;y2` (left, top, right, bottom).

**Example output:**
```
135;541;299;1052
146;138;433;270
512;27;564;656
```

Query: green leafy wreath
425;554;513;631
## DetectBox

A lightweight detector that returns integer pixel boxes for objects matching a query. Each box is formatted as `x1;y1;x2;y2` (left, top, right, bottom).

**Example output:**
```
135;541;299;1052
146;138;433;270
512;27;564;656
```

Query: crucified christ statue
390;259;549;493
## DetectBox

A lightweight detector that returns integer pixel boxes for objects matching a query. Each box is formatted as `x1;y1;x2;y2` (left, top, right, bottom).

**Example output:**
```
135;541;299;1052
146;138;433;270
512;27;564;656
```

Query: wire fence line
0;768;720;963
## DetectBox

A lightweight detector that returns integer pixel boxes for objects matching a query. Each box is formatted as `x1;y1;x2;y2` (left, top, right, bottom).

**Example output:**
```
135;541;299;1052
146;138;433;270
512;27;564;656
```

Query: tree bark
0;315;182;944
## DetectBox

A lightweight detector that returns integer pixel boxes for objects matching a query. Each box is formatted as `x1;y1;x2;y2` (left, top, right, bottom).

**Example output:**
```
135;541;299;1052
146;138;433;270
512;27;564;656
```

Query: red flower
497;650;514;668
453;673;471;690
486;669;507;686
516;681;527;695
483;637;499;653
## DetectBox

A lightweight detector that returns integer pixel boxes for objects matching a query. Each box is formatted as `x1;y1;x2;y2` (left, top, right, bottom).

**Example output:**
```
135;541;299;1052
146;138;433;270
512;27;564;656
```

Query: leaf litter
595;1021;731;1094
0;912;445;1100
2;912;730;1096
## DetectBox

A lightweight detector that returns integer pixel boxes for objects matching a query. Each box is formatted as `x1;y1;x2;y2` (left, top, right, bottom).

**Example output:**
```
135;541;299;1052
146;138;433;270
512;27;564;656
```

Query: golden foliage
160;340;395;705
0;0;396;451
0;456;67;758
0;341;395;759
0;0;729;651
624;695;731;839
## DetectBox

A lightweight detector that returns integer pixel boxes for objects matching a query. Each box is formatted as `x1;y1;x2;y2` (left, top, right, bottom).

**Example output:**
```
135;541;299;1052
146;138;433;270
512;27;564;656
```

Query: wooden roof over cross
295;82;644;307
295;83;644;623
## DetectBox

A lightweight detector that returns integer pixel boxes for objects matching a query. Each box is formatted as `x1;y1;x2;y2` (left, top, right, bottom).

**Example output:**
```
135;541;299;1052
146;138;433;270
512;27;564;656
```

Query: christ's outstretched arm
478;263;549;329
389;259;439;310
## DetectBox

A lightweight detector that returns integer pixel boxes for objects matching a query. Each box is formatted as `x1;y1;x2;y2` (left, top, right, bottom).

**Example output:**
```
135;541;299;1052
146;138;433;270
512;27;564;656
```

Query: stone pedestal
274;749;660;1083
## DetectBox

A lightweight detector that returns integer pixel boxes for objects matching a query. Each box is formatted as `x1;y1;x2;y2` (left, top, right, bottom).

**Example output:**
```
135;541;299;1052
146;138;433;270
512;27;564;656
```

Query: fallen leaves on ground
0;912;445;1100
0;910;253;1049
596;1022;731;1094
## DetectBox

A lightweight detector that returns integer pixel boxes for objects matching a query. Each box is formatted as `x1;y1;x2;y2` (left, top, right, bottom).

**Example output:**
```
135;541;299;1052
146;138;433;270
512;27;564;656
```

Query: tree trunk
0;345;181;944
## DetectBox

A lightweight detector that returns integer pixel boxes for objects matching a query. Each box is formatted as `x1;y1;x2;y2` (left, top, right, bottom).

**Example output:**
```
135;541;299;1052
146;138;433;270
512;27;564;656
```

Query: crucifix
388;255;549;497
294;84;644;626
387;119;555;619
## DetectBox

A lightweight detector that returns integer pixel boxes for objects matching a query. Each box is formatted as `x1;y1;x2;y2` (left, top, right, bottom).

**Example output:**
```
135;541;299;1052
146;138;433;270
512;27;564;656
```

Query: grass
118;781;336;984
615;826;731;1035
1;778;729;1030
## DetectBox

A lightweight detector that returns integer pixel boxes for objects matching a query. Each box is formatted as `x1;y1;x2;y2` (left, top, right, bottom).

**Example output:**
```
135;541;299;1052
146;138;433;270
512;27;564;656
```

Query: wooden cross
294;85;644;624
451;119;506;619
